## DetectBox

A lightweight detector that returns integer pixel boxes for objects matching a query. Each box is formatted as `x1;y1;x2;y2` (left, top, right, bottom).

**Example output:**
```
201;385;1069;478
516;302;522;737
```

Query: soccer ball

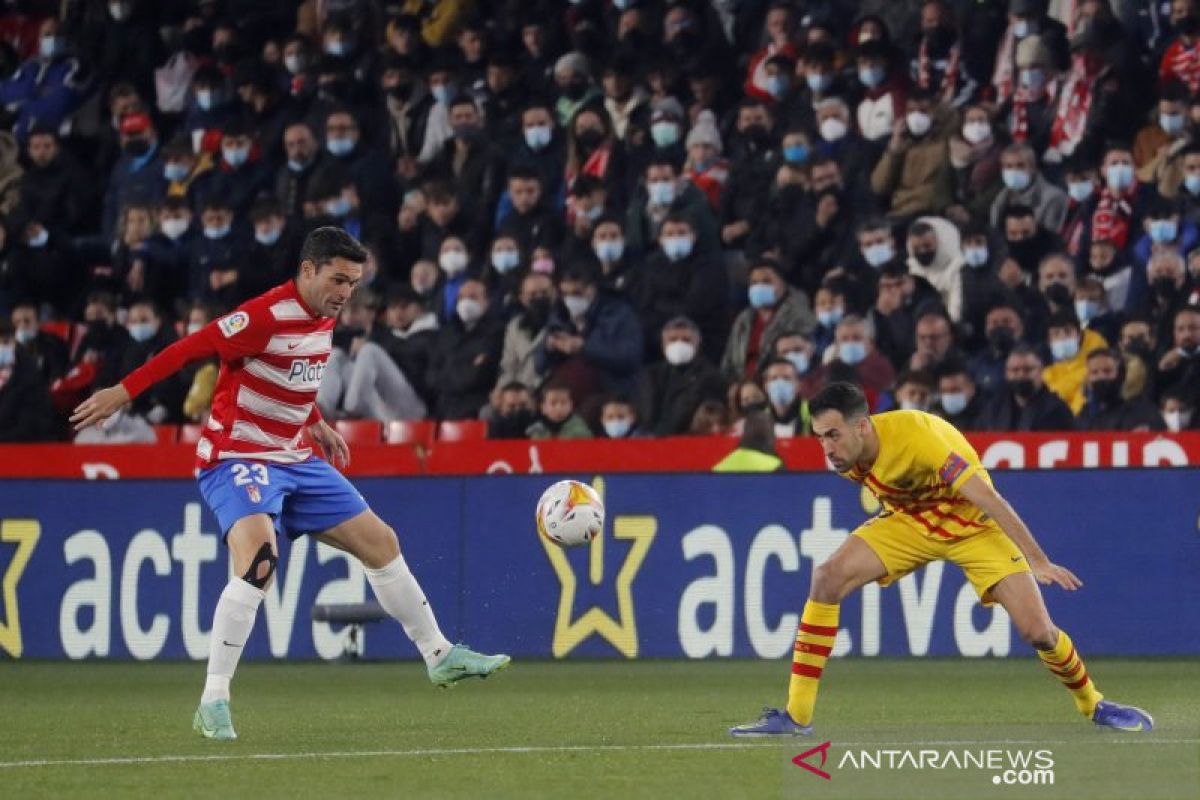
536;480;605;548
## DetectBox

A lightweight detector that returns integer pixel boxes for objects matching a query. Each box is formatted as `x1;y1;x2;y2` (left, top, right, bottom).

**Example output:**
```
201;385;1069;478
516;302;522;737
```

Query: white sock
201;578;265;704
365;552;453;667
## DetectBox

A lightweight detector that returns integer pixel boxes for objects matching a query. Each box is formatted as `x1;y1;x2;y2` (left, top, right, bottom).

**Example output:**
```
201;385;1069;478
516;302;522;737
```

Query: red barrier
0;431;1196;479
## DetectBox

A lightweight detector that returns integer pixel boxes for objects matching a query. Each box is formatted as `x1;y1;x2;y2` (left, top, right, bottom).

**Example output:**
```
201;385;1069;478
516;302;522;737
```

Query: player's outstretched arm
956;475;1083;591
69;384;132;430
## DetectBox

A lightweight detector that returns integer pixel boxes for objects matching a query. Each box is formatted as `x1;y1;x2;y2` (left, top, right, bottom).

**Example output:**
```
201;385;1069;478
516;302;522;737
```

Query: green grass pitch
0;659;1196;799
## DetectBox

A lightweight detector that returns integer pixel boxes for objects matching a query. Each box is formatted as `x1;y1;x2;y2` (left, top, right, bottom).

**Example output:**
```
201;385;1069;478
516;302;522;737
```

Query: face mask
818;307;844;327
941;391;968;415
284;54;305;74
1010;378;1036;399
255;227;282;246
838;340;866;365
1050;336;1080;362
195;90;214;111
453;123;482;142
989;326;1016;353
1161;113;1186;135
287;157;310;173
603;418;632;438
222;145;249;168
128;322;157;342
203;223;230;239
661;235;693;261
109;2;130;21
1018;68;1045;94
1002;169;1031;192
782;351;809;375
564;294;591;318
650;122;680;148
906;111;931;137
747;283;777;309
962;121;991;145
1152;276;1179;297
324;196;351;218
664;340;696;365
766;378;797;406
454;297;483;324
863;241;894;267
532;257;554;274
1013;19;1037;39
431;85;453;105
1148;219;1178;243
27;228;48;248
819;118;848;142
161;218;189;240
858;66;884;88
14;327;36;345
440;250;468;276
186;322;204;336
806;73;832;93
325;40;350;57
648;180;676;205
164;162;189;182
124;138;150;157
898;399;927;411
912;249;937;267
491;249;519;273
1089;378;1121;404
39;36;61;59
765;75;789;98
1068;180;1094;202
1074;299;1100;323
594;240;624;263
963;245;989;267
0;344;14;368
1185;174;1200;196
1105;163;1134;192
1164;409;1192;432
524;124;552;151
783;144;809;164
582;205;603;222
326;136;354;157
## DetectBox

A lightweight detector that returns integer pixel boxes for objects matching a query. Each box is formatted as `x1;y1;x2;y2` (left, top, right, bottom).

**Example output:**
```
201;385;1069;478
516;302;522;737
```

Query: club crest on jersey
246;484;262;503
218;311;250;338
287;359;325;385
939;452;969;485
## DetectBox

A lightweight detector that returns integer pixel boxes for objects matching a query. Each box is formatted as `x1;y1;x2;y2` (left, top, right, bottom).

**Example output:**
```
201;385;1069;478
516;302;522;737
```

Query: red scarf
1169;40;1200;94
1091;187;1134;249
1050;55;1095;155
918;38;960;105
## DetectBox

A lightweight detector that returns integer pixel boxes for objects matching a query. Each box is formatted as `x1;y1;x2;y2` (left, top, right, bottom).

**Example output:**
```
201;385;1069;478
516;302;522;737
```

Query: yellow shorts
853;513;1031;606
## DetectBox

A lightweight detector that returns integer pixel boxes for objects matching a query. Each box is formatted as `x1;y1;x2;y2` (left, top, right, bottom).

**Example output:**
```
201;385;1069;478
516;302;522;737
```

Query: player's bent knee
1018;620;1059;650
809;562;845;604
241;542;278;589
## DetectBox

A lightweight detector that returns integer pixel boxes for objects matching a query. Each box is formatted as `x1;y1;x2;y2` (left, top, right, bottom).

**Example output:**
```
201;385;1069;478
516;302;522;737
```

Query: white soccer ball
536;479;605;548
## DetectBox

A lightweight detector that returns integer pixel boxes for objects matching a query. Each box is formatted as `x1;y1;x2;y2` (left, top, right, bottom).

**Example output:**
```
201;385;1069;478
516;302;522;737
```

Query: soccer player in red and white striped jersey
71;227;510;741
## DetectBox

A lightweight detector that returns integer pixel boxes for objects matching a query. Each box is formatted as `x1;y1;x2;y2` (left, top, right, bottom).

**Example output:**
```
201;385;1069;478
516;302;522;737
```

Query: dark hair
507;164;541;184
1046;308;1080;331
1085;347;1121;364
895;368;935;390
557;260;600;287
935;358;971;380
1002;203;1036;223
499;380;530;394
809;381;869;420
300;226;368;269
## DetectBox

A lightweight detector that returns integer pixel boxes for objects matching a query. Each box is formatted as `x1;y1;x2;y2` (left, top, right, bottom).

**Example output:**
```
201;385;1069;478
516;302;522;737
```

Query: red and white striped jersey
121;281;334;469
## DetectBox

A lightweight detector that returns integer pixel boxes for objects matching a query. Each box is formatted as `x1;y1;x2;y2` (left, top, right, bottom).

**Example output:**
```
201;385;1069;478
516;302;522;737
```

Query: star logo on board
0;519;41;658
540;477;656;658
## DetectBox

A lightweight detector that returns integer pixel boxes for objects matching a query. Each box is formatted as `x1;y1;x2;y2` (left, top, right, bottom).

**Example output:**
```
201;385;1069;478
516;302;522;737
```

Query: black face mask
988;327;1017;354
1152;276;1179;297
1044;282;1072;306
1006;235;1047;273
522;297;552;330
214;43;239;63
124;138;150;157
576;129;604;149
742;124;770;149
562;80;588;101
1009;378;1036;399
1123;335;1151;357
453;123;482;142
490;409;535;439
86;320;114;347
387;83;413;102
913;249;936;267
1090;378;1121;404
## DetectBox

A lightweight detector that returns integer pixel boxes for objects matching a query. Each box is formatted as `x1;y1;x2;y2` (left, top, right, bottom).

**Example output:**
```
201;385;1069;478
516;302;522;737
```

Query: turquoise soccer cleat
193;699;238;741
729;707;814;737
1092;699;1154;732
427;644;511;688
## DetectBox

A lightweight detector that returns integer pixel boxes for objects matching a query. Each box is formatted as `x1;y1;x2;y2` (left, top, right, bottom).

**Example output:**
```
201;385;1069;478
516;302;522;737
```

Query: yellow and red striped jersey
846;410;992;541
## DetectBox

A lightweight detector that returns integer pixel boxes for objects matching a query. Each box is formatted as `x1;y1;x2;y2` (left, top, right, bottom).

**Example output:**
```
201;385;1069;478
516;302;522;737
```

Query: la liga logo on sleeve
218;311;250;338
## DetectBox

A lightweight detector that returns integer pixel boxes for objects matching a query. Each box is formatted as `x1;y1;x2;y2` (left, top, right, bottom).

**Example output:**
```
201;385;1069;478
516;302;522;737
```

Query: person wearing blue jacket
0;17;91;143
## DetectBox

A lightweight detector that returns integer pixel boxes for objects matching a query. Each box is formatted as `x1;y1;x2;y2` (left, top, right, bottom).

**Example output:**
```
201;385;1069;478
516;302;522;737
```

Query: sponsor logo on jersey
218;311;250;338
287;359;326;386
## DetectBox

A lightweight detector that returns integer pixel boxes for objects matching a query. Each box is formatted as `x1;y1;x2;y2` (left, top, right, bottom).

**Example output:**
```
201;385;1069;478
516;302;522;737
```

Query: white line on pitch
1;739;1197;770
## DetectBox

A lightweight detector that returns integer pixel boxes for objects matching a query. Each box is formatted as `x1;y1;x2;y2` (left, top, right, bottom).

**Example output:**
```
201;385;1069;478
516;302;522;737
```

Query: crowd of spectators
0;0;1197;444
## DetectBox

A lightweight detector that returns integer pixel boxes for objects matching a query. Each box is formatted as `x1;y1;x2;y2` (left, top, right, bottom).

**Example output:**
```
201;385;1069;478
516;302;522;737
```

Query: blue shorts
197;458;369;540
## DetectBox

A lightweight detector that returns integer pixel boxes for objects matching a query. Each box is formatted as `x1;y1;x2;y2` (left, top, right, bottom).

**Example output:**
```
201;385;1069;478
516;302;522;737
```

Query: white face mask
906;111;932;136
186;322;204;336
664;340;696;365
161;218;189;240
962;121;991;145
439;250;468;276
456;297;484;324
1164;409;1192;432
819;118;848;142
563;294;591;318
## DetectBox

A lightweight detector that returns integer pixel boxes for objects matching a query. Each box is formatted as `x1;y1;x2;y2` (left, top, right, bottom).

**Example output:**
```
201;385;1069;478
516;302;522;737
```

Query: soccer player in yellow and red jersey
731;382;1153;736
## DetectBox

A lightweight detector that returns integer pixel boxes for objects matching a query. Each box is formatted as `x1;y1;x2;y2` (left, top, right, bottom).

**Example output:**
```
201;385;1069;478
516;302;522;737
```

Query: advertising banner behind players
0;470;1196;660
